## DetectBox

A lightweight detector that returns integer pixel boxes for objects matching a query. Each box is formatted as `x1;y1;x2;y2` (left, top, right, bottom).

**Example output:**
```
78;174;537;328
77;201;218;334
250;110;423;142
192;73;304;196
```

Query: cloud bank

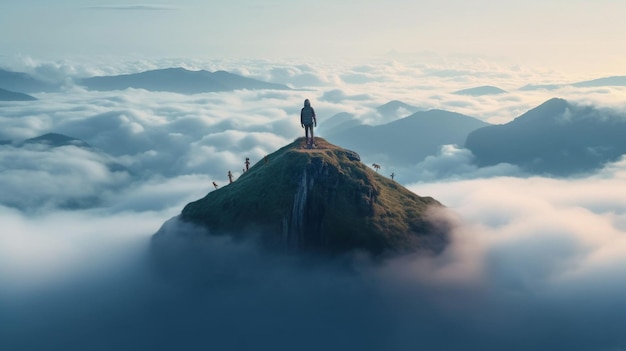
2;57;626;350
4;171;626;351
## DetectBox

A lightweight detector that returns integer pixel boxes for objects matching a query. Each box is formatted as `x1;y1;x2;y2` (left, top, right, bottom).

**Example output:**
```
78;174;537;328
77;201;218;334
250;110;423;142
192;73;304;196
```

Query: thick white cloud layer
410;158;626;287
2;57;626;350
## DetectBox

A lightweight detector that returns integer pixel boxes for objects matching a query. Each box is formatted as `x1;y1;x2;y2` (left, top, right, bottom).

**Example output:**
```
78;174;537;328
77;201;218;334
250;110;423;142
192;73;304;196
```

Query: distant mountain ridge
519;76;626;91
23;132;91;148
376;100;420;119
319;100;421;136
325;109;490;166
465;98;626;175
0;87;37;101
0;69;59;93
318;112;362;135
572;76;626;88
78;67;291;94
452;85;507;96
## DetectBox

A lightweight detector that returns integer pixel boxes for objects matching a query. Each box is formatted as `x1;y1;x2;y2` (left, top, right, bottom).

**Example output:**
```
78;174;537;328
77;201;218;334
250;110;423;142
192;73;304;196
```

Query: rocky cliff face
153;138;449;257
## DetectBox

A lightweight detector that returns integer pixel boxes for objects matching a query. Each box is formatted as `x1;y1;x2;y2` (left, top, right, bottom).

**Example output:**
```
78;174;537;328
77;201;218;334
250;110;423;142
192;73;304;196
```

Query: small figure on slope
300;98;317;149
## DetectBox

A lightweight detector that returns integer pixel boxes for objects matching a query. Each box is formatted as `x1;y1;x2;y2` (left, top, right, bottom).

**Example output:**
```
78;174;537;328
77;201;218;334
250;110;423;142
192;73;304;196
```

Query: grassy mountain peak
155;137;448;257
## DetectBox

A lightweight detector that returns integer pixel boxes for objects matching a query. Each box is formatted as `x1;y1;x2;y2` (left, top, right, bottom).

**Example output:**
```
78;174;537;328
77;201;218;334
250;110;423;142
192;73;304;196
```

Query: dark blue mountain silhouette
573;76;626;88
453;85;507;96
518;84;563;91
318;112;362;135
376;100;420;119
0;87;37;101
519;76;626;91
325;109;490;166
319;100;421;136
78;67;290;94
0;69;59;93
465;98;626;175
320;100;421;136
23;133;91;148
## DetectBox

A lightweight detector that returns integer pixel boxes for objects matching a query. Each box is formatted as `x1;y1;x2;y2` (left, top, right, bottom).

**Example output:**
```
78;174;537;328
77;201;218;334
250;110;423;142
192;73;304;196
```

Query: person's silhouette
300;99;317;148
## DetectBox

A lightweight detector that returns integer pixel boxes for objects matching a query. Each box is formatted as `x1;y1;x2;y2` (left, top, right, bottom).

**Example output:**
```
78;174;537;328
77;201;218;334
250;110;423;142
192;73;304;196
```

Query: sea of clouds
2;56;626;350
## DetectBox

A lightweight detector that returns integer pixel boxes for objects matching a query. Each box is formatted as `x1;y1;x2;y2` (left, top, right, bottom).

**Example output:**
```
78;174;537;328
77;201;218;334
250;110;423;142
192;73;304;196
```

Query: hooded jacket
300;99;316;126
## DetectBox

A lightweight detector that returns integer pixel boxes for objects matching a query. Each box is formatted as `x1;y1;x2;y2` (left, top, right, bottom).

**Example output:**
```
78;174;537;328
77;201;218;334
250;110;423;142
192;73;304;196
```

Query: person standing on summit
300;99;317;148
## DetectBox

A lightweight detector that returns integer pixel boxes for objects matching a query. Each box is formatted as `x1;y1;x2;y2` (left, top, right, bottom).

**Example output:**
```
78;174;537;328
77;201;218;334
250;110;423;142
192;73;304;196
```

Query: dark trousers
304;124;314;141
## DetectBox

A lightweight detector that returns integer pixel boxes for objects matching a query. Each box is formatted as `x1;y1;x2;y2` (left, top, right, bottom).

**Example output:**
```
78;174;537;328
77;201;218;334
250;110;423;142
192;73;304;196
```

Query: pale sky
1;0;625;74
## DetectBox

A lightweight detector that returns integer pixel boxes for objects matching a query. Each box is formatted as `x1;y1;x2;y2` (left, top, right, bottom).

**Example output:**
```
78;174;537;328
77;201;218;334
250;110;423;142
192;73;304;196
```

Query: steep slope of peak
153;138;449;257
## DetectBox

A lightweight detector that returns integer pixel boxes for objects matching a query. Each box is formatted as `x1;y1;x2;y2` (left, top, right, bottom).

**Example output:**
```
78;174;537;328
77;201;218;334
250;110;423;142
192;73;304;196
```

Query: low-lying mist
4;161;626;351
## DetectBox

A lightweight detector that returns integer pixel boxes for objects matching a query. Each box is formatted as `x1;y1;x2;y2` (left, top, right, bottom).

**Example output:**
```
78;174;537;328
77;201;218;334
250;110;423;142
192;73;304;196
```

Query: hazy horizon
2;0;626;76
